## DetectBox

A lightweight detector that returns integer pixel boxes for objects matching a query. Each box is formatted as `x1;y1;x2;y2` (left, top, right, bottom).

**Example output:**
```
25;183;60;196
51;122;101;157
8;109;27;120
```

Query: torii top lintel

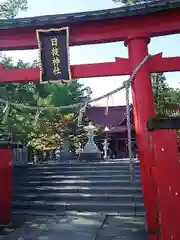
0;0;180;50
0;0;180;82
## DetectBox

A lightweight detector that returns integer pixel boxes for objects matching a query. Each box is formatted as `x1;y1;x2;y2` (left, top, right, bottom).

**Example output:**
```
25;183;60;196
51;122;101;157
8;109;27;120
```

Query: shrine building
86;105;136;158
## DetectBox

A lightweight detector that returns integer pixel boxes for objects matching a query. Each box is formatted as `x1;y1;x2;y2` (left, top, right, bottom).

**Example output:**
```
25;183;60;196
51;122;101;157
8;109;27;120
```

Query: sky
2;0;180;106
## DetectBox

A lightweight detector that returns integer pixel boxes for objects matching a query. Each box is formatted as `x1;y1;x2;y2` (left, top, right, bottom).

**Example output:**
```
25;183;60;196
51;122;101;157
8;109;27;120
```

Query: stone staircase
13;160;145;216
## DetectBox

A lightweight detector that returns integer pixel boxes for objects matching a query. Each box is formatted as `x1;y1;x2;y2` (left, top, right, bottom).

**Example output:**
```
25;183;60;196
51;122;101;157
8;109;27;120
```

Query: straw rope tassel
2;103;10;124
78;104;87;127
78;109;83;127
0;55;150;113
33;109;41;126
105;96;109;116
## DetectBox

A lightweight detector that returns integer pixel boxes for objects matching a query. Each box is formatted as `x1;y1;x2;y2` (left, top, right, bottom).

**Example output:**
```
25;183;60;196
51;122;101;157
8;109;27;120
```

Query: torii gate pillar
0;148;12;224
125;36;158;233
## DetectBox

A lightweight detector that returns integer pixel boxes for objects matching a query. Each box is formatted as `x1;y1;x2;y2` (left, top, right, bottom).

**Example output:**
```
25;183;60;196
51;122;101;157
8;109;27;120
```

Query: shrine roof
0;0;179;29
86;105;129;130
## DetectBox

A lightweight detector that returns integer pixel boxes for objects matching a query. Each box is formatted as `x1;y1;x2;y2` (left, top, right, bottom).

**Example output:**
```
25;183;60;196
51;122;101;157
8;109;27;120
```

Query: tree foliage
0;0;28;19
0;55;91;150
0;0;94;152
152;72;180;116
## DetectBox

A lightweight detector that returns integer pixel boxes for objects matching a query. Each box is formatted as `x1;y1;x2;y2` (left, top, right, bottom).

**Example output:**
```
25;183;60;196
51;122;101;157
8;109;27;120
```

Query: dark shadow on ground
0;215;27;239
0;214;104;240
96;216;146;240
0;215;147;240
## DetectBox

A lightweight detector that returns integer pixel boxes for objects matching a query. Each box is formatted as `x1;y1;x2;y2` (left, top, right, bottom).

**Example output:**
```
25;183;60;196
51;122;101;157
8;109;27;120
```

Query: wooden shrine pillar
0;147;13;224
125;36;159;233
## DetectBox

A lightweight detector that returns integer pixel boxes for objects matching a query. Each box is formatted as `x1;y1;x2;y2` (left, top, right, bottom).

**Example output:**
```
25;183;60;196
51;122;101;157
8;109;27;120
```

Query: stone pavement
96;216;146;240
0;214;146;239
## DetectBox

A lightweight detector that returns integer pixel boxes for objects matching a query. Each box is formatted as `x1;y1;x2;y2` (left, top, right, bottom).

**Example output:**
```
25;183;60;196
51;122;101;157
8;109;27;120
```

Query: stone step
14;174;141;181
13;179;141;187
13;193;144;202
12;209;145;217
22;162;139;167
13;160;144;217
17;169;140;177
13;185;142;194
13;200;144;214
21;165;140;171
24;160;139;167
65;169;140;174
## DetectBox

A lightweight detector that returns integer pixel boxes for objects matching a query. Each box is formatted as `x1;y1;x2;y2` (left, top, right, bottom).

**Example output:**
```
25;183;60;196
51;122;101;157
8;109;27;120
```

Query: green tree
0;0;93;151
152;72;180;116
0;0;28;19
152;73;180;153
0;54;91;150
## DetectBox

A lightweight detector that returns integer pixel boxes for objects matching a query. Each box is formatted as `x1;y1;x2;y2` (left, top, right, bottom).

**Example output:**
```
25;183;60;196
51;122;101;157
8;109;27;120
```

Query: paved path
0;214;146;239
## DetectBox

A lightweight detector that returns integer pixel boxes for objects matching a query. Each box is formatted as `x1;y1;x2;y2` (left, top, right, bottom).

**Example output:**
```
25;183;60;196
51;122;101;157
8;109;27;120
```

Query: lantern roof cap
0;0;179;29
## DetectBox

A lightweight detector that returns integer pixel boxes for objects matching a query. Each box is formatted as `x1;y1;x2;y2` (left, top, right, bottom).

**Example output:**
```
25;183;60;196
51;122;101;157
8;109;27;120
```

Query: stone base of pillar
79;152;102;161
59;152;72;161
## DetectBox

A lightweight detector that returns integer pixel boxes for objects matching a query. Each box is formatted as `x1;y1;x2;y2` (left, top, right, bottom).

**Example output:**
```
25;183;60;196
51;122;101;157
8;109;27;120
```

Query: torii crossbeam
0;53;179;82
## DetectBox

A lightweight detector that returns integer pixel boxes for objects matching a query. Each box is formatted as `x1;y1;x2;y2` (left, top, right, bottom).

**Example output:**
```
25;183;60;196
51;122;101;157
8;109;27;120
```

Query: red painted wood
151;130;180;240
149;53;180;73
0;66;39;83
0;59;131;83
0;54;180;83
0;148;12;224
126;36;159;233
0;5;180;237
1;9;180;50
71;58;131;78
148;234;159;240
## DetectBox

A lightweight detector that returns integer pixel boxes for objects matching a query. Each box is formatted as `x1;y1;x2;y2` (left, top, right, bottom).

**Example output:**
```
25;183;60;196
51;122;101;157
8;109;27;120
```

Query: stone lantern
79;122;101;161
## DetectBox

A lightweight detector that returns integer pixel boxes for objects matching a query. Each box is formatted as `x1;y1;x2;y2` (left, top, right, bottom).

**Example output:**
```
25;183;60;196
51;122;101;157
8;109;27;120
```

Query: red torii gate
1;2;180;239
